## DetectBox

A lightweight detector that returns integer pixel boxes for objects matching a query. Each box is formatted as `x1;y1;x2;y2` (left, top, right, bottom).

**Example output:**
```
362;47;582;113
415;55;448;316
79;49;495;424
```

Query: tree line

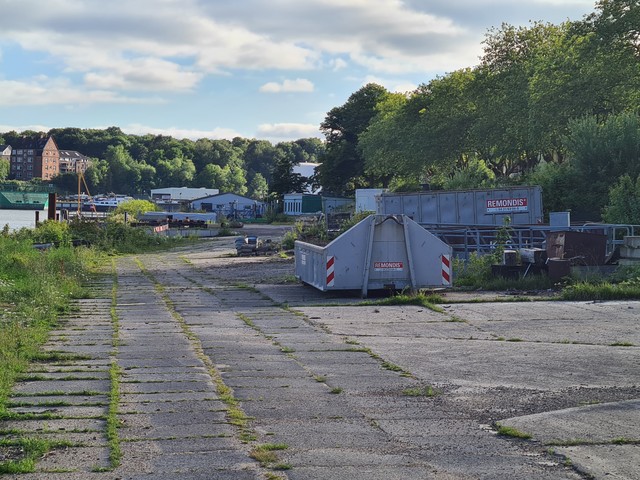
317;0;640;222
1;0;639;222
0;128;324;201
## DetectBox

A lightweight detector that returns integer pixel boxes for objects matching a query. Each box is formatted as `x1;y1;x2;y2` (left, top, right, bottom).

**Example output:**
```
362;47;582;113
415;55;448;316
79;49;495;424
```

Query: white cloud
121;124;244;140
361;75;417;93
0;78;163;106
83;58;203;92
0;123;51;133
259;78;314;93
0;121;244;140
257;123;321;140
331;58;348;71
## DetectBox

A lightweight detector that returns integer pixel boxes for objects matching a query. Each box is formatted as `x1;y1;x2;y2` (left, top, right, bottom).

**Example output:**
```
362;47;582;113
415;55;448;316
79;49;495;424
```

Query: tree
248;173;268;200
103;145;143;195
359;92;412;182
317;83;389;195
150;148;196;188
192;138;241;171
442;158;496;190
603;174;640;224
194;163;247;195
564;112;640;219
113;199;158;220
268;149;306;198
0;158;9;181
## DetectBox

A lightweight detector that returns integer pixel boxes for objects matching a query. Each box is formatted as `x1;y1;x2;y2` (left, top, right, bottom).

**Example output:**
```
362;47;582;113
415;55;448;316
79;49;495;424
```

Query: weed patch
249;443;289;468
402;385;440;397
359;292;444;312
496;424;532;439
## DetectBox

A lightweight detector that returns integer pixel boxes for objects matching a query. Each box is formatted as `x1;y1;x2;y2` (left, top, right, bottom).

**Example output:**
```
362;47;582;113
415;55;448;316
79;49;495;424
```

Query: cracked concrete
1;231;638;479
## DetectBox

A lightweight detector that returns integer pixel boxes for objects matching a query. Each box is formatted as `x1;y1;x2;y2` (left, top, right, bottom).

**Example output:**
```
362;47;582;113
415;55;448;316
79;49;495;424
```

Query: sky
0;0;597;143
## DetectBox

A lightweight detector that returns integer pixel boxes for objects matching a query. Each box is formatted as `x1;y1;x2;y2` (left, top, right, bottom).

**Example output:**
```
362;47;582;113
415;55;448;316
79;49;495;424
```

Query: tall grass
562;280;640;301
0;237;87;414
0;218;186;415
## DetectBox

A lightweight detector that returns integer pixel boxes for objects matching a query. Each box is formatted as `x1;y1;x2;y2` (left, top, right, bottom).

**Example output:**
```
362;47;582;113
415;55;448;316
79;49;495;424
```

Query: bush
453;252;493;287
603;174;640;224
64;218;185;254
113;199;158;220
281;221;328;249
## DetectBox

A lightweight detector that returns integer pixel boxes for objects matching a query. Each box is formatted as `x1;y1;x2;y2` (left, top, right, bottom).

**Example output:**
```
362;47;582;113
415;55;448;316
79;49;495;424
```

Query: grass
609;341;635;347
359;292;445;312
0;237;90;419
495;424;532;439
0;438;74;474
562;281;640;301
402;385;440;397
106;351;122;467
329;387;343;394
381;361;404;372
249;443;289;467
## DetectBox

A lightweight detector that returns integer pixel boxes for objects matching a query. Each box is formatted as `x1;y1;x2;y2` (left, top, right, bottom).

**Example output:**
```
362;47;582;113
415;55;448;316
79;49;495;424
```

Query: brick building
58;150;91;175
10;136;60;181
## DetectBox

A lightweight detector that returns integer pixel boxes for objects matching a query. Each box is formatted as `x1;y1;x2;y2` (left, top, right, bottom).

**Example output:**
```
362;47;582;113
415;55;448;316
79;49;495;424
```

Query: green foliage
113;199;158;220
353;3;640;210
0;237;87;414
0;158;9;181
248;172;269;200
53;218;185;254
496;425;532;439
524;160;574;218
281;221;328;249
268;150;307;198
442;158;496;190
359;292;444;312
453;253;494;287
562;277;640;301
387;176;423;192
565;112;640;219
603;174;640;224
31;220;72;246
318;83;390;195
336;211;372;235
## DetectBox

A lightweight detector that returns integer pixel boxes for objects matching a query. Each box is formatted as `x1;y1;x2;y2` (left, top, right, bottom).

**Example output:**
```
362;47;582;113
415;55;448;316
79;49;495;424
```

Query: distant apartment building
9;136;60;181
58;150;91;175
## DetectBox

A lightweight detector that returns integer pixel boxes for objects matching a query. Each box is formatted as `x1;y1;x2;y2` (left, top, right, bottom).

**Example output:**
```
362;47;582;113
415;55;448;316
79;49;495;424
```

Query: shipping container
377;186;543;226
295;214;452;296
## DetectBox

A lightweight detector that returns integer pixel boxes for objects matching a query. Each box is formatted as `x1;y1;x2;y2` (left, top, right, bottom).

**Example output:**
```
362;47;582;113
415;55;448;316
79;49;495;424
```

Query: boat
82;195;134;212
0;183;51;210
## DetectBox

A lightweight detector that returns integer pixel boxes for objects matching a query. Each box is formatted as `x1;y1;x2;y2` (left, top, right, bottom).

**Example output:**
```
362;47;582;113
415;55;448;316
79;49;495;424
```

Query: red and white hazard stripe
441;254;451;285
326;255;335;287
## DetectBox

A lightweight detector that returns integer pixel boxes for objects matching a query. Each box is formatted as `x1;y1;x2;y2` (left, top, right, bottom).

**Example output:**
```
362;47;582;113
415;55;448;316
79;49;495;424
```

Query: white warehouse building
190;193;266;219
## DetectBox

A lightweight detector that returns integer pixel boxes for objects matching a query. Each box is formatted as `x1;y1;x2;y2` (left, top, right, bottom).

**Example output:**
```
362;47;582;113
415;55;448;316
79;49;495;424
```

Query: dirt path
1;237;638;479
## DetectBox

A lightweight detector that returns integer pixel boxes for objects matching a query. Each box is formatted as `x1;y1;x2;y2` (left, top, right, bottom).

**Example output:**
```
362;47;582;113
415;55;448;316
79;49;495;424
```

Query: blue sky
0;0;596;143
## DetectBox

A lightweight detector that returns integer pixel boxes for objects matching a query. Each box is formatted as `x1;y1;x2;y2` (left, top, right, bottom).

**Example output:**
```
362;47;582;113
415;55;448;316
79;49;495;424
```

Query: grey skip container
377;186;543;226
295;214;453;297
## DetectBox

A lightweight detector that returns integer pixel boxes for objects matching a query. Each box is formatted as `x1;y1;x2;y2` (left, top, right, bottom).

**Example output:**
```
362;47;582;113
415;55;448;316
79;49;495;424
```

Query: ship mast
77;172;96;216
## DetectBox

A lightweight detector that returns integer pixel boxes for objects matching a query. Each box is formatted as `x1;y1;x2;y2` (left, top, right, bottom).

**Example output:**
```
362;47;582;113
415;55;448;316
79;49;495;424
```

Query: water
0;209;47;231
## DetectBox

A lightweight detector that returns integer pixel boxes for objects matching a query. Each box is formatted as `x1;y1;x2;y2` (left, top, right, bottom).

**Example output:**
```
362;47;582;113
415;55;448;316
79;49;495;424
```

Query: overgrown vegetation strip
105;260;122;470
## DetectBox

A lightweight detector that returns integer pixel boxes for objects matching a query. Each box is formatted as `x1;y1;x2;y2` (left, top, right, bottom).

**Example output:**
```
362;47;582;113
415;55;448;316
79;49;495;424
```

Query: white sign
374;261;403;271
486;198;528;213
